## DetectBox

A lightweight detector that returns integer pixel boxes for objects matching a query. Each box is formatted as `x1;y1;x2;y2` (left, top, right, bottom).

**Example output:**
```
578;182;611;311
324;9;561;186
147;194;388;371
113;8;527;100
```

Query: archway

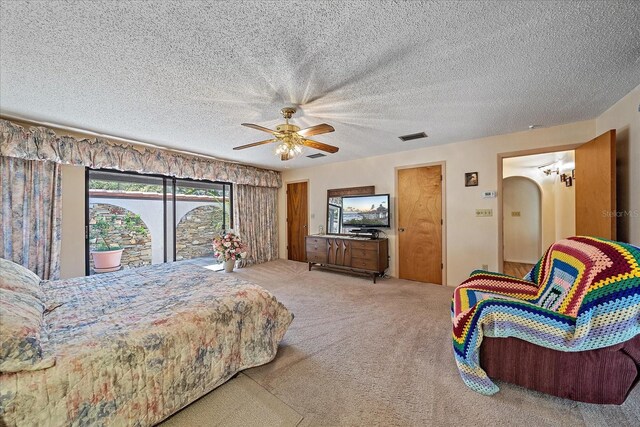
175;205;224;261
88;203;152;271
502;176;542;275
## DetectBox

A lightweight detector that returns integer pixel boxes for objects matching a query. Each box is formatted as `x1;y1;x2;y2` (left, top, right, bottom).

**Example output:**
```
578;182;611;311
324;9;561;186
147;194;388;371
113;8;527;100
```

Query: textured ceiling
1;1;639;171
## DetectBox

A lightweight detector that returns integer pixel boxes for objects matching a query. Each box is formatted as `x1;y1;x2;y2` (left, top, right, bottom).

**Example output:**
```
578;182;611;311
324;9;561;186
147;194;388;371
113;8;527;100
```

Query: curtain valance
0;119;281;188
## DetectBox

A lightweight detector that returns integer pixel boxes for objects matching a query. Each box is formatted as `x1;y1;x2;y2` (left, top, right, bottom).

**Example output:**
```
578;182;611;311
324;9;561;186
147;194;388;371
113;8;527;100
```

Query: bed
0;259;293;426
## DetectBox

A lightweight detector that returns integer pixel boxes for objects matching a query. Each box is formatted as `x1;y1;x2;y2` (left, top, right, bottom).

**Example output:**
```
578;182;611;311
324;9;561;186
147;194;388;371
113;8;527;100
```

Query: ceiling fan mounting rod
281;107;296;125
276;107;300;133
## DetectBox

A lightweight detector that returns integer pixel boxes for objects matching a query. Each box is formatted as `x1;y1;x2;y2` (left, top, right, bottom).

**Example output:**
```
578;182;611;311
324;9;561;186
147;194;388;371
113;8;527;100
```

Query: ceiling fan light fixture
274;135;303;159
237;107;338;161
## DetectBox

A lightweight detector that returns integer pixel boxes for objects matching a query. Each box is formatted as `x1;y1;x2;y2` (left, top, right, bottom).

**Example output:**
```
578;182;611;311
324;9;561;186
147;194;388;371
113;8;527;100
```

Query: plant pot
91;248;124;272
224;259;236;273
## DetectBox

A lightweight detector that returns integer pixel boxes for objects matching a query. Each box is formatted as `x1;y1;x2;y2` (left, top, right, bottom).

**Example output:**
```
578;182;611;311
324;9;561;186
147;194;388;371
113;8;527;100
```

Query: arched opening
175;205;224;261
89;203;152;271
503;176;542;275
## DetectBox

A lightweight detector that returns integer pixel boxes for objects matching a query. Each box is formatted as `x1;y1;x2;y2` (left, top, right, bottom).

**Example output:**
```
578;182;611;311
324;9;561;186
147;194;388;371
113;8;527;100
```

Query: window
86;169;232;275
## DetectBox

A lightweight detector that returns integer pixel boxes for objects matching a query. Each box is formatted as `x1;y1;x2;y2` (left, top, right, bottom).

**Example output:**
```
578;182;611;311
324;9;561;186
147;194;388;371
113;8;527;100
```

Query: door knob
398;228;405;232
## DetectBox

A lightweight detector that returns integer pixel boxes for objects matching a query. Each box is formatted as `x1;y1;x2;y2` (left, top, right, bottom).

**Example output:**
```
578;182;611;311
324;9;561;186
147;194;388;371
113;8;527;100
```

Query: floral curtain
0;156;62;279
0;119;281;188
234;184;279;267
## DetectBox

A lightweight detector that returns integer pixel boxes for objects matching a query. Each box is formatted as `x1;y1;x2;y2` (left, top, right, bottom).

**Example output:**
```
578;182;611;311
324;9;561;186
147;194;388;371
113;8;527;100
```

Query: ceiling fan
234;107;338;161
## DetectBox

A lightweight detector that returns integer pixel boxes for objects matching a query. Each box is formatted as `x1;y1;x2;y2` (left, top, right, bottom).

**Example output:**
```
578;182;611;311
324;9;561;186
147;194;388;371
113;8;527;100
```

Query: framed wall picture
465;172;479;187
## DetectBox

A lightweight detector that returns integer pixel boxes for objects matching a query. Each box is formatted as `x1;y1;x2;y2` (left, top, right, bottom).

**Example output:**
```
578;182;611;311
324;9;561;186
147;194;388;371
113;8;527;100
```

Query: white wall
596;84;640;244
554;151;576;241
60;164;85;279
503;177;541;263
280;119;596;286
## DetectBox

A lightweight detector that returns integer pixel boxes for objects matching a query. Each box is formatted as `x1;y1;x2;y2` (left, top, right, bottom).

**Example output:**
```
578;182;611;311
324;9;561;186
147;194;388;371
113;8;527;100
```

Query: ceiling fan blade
241;123;279;135
233;139;277;150
302;139;339;154
297;123;335;137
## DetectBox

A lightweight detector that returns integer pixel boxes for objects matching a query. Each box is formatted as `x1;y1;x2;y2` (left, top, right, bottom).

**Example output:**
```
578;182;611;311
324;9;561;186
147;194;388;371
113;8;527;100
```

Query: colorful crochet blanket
452;236;640;395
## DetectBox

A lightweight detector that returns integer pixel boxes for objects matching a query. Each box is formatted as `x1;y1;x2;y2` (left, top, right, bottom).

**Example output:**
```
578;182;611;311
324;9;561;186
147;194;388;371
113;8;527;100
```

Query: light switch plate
511;211;521;217
475;209;493;217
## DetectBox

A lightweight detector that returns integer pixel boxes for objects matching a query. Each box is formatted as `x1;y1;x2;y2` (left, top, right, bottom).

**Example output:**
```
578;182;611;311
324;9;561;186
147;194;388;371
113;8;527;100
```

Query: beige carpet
177;259;640;426
159;373;303;427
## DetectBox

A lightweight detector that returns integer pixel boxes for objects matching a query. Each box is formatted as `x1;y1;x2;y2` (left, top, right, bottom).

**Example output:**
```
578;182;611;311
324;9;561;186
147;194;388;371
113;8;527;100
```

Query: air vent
307;153;326;159
398;132;428;142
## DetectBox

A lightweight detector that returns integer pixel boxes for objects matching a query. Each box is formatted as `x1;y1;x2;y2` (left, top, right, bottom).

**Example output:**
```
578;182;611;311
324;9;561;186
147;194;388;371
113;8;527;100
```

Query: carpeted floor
177;259;640;426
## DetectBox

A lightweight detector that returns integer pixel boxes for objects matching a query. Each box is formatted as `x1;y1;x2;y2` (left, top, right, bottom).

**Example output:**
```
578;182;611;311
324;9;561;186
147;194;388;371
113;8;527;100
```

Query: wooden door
287;182;308;261
575;130;616;239
397;165;443;284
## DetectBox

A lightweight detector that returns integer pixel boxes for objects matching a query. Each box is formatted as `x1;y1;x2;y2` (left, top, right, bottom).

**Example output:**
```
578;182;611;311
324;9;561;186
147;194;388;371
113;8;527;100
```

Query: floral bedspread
0;261;293;426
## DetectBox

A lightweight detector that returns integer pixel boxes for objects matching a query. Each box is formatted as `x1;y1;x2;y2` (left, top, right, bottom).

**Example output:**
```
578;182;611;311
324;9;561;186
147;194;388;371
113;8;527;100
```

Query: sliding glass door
86;169;232;275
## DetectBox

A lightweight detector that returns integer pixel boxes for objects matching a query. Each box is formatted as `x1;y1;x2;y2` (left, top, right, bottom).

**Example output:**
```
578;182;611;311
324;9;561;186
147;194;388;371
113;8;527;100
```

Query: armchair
452;236;640;403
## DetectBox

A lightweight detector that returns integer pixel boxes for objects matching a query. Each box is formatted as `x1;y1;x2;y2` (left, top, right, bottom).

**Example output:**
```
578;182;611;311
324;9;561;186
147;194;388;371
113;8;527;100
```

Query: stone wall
89;203;152;272
176;205;224;261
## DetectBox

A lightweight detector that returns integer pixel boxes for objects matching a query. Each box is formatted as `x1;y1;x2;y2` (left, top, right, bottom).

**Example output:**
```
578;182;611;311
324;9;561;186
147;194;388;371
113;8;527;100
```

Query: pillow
0;288;54;372
0;257;45;303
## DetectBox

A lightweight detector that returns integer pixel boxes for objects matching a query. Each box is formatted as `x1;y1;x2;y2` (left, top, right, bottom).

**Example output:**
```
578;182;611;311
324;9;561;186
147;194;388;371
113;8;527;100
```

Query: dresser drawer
350;241;377;250
306;237;326;252
351;248;377;259
306;242;324;253
306;237;325;245
350;256;378;271
307;251;328;264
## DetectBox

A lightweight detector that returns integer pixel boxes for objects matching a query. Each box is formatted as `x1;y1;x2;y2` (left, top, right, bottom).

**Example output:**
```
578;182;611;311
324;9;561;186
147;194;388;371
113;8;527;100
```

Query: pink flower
212;232;245;259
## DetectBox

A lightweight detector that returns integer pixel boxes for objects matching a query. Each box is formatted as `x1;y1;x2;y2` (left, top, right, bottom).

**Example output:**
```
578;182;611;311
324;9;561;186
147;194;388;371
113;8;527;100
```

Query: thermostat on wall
482;191;497;198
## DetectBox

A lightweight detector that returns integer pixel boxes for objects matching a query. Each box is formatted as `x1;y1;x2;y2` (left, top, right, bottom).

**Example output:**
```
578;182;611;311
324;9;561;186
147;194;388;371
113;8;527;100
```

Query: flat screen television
341;194;390;228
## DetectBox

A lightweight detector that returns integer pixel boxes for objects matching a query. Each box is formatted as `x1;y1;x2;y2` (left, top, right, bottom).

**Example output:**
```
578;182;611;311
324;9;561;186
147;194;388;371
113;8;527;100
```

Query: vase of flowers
213;231;247;273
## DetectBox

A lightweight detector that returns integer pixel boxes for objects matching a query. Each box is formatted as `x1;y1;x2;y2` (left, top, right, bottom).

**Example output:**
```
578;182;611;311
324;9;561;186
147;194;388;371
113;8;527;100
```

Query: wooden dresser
305;235;389;283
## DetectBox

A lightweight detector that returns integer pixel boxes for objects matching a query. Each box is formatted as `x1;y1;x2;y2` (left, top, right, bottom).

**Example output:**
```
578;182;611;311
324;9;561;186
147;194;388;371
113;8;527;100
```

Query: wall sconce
560;173;567;182
565;177;573;187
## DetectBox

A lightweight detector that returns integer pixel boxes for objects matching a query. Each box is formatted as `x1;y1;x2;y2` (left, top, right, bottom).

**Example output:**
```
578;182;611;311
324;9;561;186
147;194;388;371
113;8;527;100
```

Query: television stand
305;234;389;283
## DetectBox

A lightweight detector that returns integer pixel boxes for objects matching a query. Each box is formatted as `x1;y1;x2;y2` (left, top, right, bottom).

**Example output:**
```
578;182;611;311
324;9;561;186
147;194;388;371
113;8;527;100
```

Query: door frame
285;179;310;260
394;161;447;285
497;144;581;273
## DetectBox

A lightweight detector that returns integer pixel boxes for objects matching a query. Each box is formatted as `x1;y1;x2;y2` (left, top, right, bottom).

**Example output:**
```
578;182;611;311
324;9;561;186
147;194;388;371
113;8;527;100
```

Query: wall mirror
326;186;375;234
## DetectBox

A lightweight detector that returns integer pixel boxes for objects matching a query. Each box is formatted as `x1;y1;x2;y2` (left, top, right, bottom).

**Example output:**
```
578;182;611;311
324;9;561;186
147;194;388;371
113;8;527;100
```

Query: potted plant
90;211;148;272
213;231;247;273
